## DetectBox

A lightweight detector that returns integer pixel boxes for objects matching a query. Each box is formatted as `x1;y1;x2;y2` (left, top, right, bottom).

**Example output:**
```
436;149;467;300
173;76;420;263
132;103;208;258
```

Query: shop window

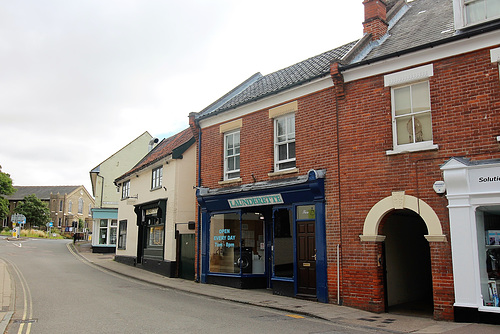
274;113;296;171
99;219;108;245
273;208;294;278
118;220;127;250
224;130;240;180
477;207;500;307
110;219;117;245
210;213;240;274
209;212;265;275
144;216;164;259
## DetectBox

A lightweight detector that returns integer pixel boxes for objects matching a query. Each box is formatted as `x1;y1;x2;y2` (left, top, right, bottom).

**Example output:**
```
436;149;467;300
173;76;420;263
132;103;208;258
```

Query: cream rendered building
89;131;155;252
114;128;196;279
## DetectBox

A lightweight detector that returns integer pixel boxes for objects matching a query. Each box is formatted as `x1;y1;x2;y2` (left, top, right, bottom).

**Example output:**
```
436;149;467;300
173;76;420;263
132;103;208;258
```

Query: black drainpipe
196;124;202;283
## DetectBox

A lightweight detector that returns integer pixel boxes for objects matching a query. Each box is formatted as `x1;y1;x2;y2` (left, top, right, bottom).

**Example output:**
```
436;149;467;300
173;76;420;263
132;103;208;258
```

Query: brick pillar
429;241;455;321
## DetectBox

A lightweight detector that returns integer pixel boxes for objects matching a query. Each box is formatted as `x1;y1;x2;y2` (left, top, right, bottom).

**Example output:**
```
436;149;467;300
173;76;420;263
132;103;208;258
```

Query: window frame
274;113;296;172
223;130;241;180
121;180;130;199
453;0;500;29
151;166;163;190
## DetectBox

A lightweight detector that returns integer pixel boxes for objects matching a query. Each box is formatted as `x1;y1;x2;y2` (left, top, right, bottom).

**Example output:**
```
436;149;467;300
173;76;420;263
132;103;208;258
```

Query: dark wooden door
297;221;316;296
178;234;195;280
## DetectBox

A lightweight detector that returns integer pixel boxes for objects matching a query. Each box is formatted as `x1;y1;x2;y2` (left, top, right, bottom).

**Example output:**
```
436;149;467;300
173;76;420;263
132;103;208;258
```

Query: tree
0;165;16;221
14;194;50;228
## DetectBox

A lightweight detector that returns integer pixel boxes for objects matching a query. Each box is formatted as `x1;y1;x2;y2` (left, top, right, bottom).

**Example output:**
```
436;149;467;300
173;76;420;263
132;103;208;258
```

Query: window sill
218;178;242;185
386;143;438;156
268;168;299;177
150;187;162;192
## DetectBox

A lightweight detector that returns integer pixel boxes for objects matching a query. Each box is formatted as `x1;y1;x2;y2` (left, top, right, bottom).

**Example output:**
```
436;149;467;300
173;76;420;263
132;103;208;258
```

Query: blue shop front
197;170;328;302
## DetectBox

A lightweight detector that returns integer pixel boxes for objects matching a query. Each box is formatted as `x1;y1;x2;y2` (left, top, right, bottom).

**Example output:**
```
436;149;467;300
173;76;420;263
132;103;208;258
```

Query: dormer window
454;0;500;29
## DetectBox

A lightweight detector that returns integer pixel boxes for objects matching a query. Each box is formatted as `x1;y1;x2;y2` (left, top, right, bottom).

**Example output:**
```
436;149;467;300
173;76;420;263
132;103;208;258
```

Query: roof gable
115;128;194;183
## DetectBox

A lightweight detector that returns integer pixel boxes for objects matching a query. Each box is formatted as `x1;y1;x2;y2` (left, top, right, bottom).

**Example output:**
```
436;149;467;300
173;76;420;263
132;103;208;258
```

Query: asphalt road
1;237;385;334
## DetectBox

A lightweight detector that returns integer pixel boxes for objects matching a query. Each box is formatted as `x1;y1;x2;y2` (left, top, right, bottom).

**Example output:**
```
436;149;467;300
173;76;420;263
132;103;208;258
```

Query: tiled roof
5;186;80;201
115;128;194;182
196;41;358;119
363;0;455;61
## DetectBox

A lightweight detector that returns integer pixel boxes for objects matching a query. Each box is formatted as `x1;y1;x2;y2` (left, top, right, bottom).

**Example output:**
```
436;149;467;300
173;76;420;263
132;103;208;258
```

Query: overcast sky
0;0;363;194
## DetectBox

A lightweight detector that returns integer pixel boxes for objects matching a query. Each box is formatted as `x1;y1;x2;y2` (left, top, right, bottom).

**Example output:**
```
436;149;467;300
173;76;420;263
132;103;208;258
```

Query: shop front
442;157;500;324
134;199;176;276
197;170;328;302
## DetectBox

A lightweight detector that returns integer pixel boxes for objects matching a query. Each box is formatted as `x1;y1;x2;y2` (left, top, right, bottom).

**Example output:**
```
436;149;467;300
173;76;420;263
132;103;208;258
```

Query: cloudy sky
0;0;363;193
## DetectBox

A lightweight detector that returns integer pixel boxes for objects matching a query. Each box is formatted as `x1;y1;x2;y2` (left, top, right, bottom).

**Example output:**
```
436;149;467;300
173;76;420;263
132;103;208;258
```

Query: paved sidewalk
72;241;499;334
0;258;14;334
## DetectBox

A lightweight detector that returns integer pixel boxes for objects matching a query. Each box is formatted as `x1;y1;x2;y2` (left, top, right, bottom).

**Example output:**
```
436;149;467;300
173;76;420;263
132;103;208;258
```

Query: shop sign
469;166;500;193
228;194;283;208
146;208;158;216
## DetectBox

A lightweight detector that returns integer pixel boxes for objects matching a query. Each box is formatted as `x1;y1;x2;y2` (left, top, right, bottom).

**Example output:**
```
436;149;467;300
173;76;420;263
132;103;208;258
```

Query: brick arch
359;192;447;242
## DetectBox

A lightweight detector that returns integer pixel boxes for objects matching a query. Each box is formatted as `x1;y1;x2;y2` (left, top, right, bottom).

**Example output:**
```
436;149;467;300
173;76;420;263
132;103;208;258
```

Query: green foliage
14;194;51;228
0;165;16;220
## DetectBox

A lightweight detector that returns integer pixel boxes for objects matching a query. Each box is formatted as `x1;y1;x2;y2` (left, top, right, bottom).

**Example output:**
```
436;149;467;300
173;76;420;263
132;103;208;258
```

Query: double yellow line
1;257;33;334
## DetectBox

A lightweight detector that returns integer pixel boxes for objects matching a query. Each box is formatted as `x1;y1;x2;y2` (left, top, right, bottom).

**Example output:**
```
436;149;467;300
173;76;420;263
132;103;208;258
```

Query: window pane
297;205;315;220
274;209;294;278
241;212;265;274
100;219;108;227
466;0;485;23
228;156;235;171
279;160;296;170
287;116;295;140
99;228;107;244
415;113;432;142
110;227;117;245
289;142;295;159
396;116;413;145
278;144;288;161
394;86;411;116
277;118;285;137
487;0;500;18
210;213;240;274
412;82;430;113
148;225;164;246
234;155;240;170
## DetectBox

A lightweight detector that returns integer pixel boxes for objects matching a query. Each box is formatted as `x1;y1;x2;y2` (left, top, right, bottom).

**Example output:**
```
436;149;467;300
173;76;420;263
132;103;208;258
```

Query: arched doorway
381;209;433;316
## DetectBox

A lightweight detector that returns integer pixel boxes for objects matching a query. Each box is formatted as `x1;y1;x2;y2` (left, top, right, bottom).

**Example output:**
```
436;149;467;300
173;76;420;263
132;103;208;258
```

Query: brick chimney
363;0;389;41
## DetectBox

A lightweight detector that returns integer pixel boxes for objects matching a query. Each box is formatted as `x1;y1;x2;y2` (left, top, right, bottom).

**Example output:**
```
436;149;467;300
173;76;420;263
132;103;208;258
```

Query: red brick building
190;0;500;323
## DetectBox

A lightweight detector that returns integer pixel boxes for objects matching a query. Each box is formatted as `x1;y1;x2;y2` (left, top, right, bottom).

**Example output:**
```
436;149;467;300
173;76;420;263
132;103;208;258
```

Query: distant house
89;131;155;253
114;128;196;279
4;185;94;232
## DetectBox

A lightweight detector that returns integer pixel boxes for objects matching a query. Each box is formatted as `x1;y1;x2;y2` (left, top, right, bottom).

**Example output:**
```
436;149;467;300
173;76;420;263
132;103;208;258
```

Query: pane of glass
289;142;295;159
234;155;240;170
210;213;240;274
287;116;295;140
477;209;500;307
415;113;433;142
241;213;265;274
110;227;117;244
148;225;164;246
99;228;107;244
412;82;430;113
274;208;294;278
396;116;413;145
487;0;500;18
111;220;118;226
100;219;108;227
226;134;233;151
277;118;285;137
297;205;315;220
394;86;411;116
227;171;240;179
466;0;485;23
278;144;288;161
279;160;296;170
227;156;235;171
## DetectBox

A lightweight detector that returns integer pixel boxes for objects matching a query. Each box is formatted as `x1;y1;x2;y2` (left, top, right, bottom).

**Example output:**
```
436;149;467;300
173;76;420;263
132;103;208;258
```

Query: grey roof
363;0;455;61
196;41;358;120
4;186;80;201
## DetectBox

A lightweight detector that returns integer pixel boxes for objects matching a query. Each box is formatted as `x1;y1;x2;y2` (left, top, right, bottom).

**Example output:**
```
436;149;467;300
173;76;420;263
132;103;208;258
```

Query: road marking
285;314;305;319
1;258;34;334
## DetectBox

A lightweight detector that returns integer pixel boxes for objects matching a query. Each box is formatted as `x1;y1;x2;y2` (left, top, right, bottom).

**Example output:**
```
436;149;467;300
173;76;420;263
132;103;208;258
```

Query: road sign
11;214;26;223
49;222;53;227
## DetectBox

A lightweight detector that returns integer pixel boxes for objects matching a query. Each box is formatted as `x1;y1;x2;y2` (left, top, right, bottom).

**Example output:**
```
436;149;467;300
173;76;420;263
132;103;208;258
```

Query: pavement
1;240;500;333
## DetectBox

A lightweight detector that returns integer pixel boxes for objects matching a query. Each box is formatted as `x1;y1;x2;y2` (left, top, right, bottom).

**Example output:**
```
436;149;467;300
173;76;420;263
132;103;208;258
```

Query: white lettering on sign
228;194;284;208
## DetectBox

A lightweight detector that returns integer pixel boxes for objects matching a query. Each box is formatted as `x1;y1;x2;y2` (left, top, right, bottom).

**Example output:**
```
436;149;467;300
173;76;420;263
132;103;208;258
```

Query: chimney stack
363;0;389;41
